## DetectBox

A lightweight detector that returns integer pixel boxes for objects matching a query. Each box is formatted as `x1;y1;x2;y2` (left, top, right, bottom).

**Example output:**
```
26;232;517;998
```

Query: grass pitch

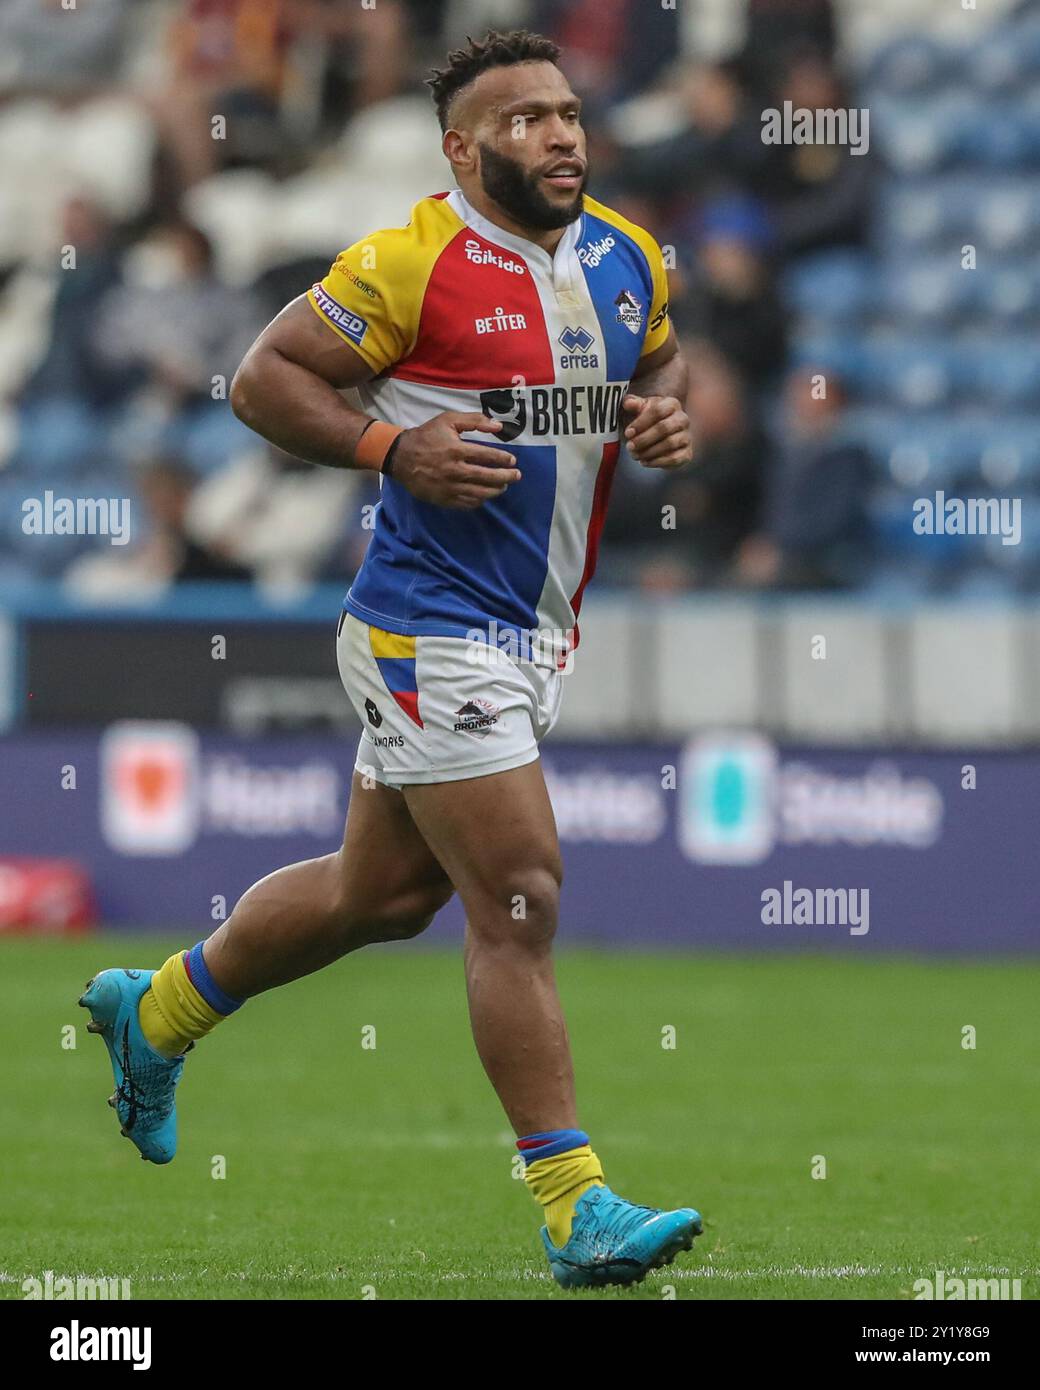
1;938;1037;1300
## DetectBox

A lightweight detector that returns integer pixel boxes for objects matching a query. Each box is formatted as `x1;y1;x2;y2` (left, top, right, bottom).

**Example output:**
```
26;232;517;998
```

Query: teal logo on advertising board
678;734;778;864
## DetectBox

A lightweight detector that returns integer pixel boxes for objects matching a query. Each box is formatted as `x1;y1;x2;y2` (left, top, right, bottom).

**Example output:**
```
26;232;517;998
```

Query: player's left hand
622;394;693;469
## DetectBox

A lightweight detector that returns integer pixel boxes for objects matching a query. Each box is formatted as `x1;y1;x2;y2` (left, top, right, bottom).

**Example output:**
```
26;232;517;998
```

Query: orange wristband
355;420;404;472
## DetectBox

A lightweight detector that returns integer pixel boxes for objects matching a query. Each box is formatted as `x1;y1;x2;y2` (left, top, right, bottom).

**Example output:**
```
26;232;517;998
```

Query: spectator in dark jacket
738;368;871;589
762;47;874;259
672;196;787;392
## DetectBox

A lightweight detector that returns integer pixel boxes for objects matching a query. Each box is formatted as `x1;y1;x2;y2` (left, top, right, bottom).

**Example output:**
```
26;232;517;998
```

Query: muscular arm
229;295;379;470
229;294;523;508
631;325;690;403
623;325;694;469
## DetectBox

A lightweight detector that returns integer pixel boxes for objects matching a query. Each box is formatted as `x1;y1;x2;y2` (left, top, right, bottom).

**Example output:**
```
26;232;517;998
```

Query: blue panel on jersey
346;443;557;640
577;212;655;385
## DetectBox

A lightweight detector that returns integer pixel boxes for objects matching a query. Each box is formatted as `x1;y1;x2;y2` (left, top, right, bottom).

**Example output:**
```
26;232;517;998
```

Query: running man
81;29;701;1289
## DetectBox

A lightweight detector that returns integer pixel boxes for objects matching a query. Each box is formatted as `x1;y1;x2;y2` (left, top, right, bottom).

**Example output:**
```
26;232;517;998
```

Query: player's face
468;62;588;231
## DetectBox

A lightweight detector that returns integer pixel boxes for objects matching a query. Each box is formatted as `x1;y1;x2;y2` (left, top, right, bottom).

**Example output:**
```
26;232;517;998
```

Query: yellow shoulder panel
307;194;464;374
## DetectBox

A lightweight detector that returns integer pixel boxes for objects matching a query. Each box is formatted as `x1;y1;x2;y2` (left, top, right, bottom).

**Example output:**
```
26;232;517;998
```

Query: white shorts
336;612;564;788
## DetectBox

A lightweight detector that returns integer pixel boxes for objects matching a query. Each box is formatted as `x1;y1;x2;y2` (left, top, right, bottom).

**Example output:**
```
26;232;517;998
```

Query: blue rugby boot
541;1185;703;1289
78;968;187;1165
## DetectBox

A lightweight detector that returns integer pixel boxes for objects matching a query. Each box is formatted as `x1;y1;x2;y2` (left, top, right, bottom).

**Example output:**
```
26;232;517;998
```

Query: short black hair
427;29;562;132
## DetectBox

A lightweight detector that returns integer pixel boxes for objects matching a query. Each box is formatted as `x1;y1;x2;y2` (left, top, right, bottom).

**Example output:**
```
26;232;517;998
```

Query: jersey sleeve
639;232;671;360
307;229;421;375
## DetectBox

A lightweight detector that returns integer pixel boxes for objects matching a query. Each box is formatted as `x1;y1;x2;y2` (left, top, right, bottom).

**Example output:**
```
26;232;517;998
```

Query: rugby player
80;29;701;1289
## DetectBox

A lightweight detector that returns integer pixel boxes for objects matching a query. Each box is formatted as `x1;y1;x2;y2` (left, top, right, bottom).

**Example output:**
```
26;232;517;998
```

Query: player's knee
472;863;561;949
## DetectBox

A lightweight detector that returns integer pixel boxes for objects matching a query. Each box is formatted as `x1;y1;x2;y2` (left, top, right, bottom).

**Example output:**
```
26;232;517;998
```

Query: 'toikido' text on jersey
307;189;670;667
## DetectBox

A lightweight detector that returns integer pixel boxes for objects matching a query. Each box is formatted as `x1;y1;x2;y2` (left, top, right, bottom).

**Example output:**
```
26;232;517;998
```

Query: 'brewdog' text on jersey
308;189;670;666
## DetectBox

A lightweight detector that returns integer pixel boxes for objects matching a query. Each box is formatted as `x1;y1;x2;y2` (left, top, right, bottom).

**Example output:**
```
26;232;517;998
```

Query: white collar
447;188;585;274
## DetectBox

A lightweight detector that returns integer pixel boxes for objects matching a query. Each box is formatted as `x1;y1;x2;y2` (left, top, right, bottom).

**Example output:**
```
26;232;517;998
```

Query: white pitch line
5;1264;1036;1287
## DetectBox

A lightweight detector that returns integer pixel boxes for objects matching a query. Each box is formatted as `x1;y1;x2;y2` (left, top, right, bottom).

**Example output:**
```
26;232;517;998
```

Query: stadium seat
956;105;1037;170
973;264;1040;325
969;339;1040;407
781;251;873;324
874;101;961;175
975;183;1040;253
875;260;973;325
968;22;1040;93
857;338;958;409
863;34;955;96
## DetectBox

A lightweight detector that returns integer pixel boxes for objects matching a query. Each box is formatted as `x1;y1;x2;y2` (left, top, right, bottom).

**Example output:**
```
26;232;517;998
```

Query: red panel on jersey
393;230;556;390
570;440;621;647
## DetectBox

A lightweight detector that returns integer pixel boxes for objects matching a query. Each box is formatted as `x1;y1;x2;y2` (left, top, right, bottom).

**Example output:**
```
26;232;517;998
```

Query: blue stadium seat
781;250;873;324
875;260;974;326
875;101;961;176
968;339;1040;406
968;24;1040;93
974;182;1040;253
8;400;109;479
973;264;1040;325
956;105;1037;169
788;332;864;383
863;35;956;97
857;338;958;409
875;177;977;253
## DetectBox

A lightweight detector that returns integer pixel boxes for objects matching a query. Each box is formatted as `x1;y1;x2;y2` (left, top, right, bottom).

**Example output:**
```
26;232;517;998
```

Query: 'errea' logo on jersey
558;326;599;370
559;327;595;353
311;283;369;347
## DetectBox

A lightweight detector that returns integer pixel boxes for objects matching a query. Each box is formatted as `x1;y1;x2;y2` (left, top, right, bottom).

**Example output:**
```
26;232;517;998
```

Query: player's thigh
337;770;454;925
402;760;563;932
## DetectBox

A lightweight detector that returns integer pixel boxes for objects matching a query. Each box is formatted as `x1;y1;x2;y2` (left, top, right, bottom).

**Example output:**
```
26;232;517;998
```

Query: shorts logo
364;698;382;728
311;283;369;347
453;699;500;736
615;288;644;335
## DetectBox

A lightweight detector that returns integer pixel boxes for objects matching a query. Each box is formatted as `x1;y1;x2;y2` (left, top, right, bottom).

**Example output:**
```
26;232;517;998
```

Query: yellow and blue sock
138;942;243;1059
518;1128;604;1247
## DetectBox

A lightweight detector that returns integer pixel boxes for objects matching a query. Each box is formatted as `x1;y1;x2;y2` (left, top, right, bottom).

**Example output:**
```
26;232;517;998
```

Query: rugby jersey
308;188;670;665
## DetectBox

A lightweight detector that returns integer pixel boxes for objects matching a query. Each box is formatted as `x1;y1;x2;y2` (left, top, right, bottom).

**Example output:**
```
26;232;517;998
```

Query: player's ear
442;128;472;172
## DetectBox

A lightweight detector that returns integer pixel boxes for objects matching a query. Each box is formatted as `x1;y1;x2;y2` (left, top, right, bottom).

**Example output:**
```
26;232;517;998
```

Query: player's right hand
391;412;522;509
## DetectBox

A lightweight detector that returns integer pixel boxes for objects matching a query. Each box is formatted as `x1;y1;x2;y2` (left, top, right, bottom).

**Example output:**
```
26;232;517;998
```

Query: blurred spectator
762;47;873;259
612;60;772;204
673;196;786;391
0;0;129;95
739;0;837;98
65;457;253;599
529;0;681;119
152;0;409;189
737;369;870;590
91;221;263;413
21;199;126;410
603;344;765;592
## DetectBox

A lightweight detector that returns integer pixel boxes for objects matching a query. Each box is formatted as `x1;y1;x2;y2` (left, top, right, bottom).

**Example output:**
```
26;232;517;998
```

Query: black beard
477;142;586;231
